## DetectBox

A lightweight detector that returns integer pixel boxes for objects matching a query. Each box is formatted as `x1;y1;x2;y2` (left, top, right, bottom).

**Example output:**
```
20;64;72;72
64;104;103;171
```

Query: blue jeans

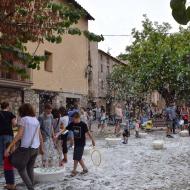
0;135;13;166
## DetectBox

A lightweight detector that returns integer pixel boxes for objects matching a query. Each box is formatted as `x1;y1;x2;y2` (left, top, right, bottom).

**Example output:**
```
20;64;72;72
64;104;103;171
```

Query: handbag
10;125;39;169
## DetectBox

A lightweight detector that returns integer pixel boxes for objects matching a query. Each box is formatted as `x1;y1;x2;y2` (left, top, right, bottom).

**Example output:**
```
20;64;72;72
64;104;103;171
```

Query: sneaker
166;135;174;138
122;142;127;144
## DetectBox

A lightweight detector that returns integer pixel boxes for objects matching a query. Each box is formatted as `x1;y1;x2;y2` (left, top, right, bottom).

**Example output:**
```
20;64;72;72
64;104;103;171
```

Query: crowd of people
1;101;190;190
0;102;95;190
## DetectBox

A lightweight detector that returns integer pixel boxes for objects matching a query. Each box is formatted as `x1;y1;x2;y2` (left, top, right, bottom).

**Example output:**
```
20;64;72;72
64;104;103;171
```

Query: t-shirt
3;156;13;170
66;121;89;147
19;116;40;149
0;111;16;136
38;113;53;139
165;107;176;121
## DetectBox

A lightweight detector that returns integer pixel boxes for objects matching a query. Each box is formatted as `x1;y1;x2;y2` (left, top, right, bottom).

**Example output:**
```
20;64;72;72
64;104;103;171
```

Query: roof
67;0;94;20
98;49;127;66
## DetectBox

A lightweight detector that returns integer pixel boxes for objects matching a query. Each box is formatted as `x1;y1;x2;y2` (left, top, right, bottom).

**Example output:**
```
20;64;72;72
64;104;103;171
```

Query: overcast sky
76;0;181;57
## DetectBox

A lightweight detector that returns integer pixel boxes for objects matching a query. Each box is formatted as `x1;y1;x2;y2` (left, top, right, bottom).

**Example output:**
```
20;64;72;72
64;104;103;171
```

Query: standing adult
115;104;123;135
38;104;57;167
94;105;101;128
100;106;107;133
0;102;16;167
165;103;177;138
5;103;43;190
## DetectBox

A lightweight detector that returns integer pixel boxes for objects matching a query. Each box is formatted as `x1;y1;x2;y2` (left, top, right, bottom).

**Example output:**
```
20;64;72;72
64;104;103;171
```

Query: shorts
167;121;173;129
123;129;130;137
67;131;74;139
73;146;84;161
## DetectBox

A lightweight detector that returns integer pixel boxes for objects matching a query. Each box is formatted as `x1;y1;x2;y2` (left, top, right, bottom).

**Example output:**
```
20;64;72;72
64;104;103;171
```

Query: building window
44;51;53;72
101;80;104;89
100;54;103;60
107;65;110;74
107;57;109;64
101;64;103;73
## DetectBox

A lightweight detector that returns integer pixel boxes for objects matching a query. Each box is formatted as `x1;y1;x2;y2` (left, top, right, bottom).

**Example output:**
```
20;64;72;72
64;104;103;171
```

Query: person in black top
66;112;95;177
0;102;16;166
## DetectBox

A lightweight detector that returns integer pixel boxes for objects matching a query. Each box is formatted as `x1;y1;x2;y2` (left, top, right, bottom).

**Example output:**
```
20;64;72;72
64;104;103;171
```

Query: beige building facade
0;0;95;114
88;48;125;114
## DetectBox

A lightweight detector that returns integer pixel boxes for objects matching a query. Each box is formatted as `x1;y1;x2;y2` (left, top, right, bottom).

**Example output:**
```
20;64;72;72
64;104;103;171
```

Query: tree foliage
111;16;190;106
0;0;104;77
170;0;190;25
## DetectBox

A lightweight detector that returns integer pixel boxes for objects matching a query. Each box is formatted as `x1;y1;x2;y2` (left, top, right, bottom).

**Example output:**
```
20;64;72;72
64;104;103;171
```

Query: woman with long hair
5;104;43;190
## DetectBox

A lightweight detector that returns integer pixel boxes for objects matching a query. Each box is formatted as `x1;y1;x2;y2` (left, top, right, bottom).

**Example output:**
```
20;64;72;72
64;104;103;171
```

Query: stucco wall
27;11;89;96
89;42;99;98
98;51;115;98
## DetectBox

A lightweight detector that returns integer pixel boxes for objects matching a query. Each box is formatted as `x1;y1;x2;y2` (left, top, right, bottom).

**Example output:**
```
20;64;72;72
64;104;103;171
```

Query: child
122;121;130;144
135;119;140;138
3;142;16;190
66;112;95;177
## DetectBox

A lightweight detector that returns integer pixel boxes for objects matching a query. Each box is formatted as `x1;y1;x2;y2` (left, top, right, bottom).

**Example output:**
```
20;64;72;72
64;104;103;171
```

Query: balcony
0;70;33;88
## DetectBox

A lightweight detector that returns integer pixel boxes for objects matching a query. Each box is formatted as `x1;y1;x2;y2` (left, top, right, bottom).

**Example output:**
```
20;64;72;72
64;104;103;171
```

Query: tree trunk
158;88;175;106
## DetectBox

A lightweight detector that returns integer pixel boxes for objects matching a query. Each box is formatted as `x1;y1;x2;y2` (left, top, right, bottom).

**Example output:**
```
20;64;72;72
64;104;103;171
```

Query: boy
38;104;56;167
66;112;95;177
3;142;16;190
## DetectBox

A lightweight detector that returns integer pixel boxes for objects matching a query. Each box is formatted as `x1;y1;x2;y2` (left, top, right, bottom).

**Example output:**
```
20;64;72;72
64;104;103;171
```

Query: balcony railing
0;70;32;88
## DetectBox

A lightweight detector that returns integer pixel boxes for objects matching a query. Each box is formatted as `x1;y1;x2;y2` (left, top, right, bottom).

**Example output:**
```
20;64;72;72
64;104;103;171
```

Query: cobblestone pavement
1;126;190;190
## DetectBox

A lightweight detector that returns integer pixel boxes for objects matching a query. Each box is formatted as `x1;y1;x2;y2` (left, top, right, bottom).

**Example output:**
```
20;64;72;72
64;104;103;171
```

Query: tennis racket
91;148;101;167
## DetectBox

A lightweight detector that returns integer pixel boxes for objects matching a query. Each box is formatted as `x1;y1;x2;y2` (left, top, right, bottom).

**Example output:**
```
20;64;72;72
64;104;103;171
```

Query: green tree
0;0;103;77
111;16;190;106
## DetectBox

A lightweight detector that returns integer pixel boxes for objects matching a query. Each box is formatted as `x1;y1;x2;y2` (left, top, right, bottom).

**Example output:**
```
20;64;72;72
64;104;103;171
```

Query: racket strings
91;149;101;167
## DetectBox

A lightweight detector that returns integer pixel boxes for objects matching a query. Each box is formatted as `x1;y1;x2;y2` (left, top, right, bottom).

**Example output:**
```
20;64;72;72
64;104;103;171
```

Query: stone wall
0;87;88;116
24;89;40;115
0;87;23;115
52;92;66;108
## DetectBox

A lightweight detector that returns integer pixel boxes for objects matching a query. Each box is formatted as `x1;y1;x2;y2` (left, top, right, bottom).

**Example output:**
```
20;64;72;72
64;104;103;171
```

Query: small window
101;80;104;89
101;64;103;73
107;57;109;64
44;51;53;72
100;54;103;60
107;65;110;74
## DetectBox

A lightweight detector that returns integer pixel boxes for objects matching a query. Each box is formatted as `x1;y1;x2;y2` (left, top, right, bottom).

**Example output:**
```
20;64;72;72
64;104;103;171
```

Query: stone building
88;47;126;114
0;0;95;114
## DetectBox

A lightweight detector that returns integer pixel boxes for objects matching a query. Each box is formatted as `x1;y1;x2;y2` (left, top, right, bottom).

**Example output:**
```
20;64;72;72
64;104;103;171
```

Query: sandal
4;185;17;190
60;158;68;166
81;169;88;175
70;171;78;177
